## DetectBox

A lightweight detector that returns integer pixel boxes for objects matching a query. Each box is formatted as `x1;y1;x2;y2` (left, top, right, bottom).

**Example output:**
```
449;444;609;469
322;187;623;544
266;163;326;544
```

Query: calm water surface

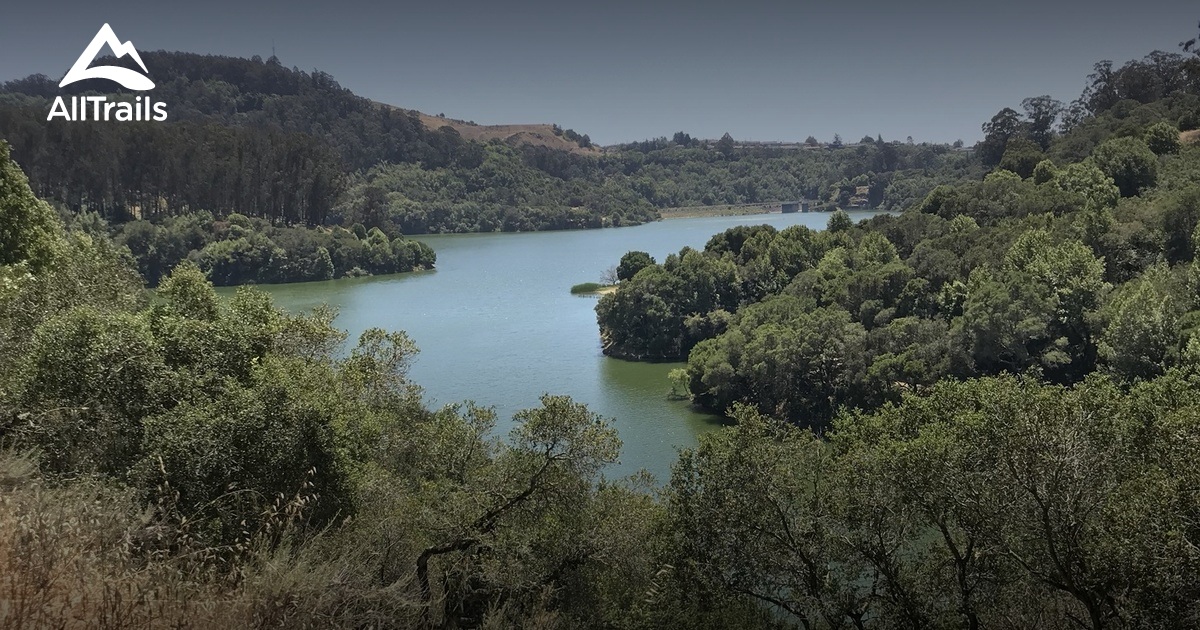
241;211;880;480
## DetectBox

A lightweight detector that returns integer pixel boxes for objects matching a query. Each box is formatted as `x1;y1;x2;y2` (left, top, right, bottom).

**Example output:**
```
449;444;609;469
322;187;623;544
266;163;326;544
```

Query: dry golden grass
1180;129;1200;144
0;449;588;629
0;451;257;628
415;112;598;155
0;452;427;629
374;99;591;152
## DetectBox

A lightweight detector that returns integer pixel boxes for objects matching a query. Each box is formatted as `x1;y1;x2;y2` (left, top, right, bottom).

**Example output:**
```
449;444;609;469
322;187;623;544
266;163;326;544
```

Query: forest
3;29;1200;630
113;212;436;286
598;48;1200;429
0;52;982;285
0;51;972;235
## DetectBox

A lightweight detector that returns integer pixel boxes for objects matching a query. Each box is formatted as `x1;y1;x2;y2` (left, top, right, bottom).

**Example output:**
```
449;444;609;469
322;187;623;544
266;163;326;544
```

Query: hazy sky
1;0;1196;145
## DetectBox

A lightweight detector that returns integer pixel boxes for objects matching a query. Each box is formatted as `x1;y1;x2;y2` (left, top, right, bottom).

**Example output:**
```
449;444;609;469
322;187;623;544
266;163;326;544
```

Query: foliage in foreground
0;147;702;628
669;374;1200;629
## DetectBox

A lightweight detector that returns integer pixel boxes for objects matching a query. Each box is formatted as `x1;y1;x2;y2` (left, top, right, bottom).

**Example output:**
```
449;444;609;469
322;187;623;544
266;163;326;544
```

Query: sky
1;0;1196;145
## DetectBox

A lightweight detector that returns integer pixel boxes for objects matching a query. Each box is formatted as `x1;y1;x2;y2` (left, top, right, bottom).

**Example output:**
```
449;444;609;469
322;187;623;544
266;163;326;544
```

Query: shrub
570;282;604;294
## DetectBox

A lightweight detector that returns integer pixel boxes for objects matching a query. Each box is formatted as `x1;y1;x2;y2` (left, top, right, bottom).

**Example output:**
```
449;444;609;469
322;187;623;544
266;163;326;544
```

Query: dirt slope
375;101;598;154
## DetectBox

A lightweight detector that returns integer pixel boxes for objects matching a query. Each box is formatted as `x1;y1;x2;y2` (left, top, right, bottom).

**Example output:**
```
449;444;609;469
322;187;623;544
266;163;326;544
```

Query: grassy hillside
413;110;599;154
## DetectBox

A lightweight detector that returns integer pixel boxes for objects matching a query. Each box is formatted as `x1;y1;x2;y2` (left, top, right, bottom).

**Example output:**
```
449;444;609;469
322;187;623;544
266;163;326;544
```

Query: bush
570;282;604;294
616;251;655;282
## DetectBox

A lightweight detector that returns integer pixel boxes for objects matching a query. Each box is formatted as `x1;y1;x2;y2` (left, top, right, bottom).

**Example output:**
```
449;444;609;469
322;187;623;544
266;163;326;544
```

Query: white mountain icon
59;23;154;91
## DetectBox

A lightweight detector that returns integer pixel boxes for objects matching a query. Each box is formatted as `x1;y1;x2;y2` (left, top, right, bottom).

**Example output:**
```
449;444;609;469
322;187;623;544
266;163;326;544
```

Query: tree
596;265;686;360
140;354;357;538
0;142;61;272
998;137;1044;179
1180;18;1200;53
1032;159;1058;185
1054;162;1119;210
1090;137;1158;197
668;368;690;399
804;135;819;146
830;133;844;149
1144;121;1181;155
616;250;656;282
833;374;1200;627
157;261;220;320
957;232;1107;381
667;408;865;626
1100;264;1184;381
978;107;1024;166
411;395;620;623
1162;186;1200;263
356;185;390;231
687;299;867;426
1021;95;1064;149
716;133;735;157
312;246;335;280
827;209;853;233
17;307;165;474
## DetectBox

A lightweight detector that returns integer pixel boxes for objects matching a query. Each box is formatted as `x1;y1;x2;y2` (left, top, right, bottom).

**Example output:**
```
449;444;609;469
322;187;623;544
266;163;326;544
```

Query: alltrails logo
48;23;168;122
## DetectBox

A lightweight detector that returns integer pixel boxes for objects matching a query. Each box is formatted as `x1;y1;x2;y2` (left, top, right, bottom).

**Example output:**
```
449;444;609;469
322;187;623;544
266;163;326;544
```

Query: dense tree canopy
2;52;980;240
114;210;435;286
597;41;1200;430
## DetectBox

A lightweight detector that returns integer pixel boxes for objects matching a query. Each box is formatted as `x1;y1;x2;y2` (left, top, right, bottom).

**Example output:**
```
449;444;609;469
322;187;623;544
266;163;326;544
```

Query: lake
240;210;882;481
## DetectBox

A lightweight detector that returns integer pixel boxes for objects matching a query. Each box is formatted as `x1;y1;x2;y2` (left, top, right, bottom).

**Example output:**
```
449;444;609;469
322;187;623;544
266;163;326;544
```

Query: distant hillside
0;51;656;231
0;50;978;236
410;111;598;155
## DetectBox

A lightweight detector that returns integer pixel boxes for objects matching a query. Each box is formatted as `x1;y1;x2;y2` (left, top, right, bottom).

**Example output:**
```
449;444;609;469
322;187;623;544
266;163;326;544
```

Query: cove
232;211;883;481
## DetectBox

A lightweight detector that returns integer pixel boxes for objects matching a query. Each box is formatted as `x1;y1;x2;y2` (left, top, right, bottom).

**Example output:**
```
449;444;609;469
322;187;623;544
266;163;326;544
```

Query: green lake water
239;211;881;481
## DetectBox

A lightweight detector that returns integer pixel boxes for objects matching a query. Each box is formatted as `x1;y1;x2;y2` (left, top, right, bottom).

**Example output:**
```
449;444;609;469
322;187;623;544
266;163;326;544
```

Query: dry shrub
0;446;595;629
0;451;425;629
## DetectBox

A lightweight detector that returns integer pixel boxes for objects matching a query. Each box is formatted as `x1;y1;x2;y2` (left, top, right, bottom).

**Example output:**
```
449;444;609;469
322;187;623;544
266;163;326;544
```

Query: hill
411;110;598;154
0;51;974;237
0;52;656;231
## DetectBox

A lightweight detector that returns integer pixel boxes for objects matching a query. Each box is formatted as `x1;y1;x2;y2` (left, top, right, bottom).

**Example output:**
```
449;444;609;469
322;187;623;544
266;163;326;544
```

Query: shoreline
570;283;618;296
658;202;834;220
658;203;780;220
